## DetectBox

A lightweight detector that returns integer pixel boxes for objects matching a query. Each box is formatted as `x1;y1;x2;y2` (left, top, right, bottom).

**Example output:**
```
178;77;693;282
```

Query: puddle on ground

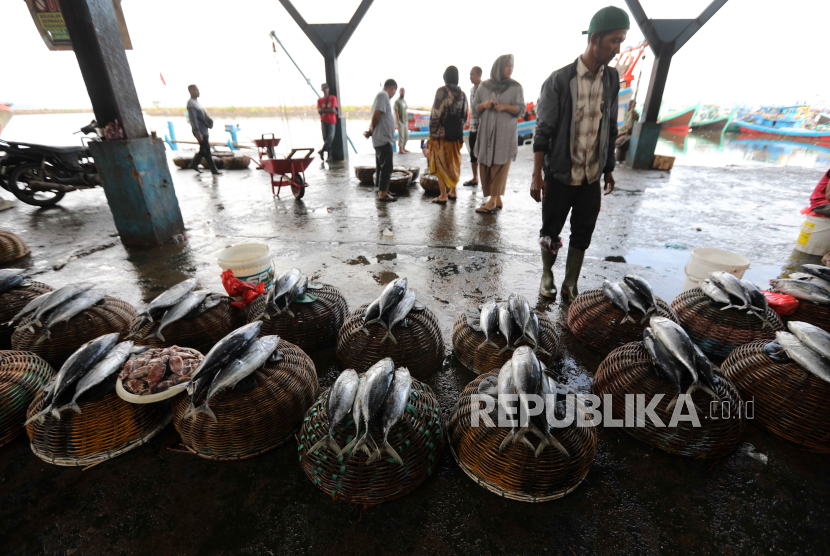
433;262;460;278
372;270;399;284
604;255;627;263
346;255;370;266
377;253;397;262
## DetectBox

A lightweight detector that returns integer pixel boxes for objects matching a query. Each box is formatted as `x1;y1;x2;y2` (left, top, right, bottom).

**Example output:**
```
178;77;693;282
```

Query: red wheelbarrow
246;145;315;199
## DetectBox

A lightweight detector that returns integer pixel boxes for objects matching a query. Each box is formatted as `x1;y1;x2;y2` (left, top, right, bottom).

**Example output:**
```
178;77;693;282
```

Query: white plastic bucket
682;247;750;292
217;243;273;286
794;213;830;256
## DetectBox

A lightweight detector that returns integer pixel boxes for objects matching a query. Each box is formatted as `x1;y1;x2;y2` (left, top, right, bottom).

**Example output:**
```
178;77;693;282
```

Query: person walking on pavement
187;85;221;175
464;66;483;187
317;83;338;161
364;79;398;202
428;66;469;204
531;6;628;301
395;88;410;153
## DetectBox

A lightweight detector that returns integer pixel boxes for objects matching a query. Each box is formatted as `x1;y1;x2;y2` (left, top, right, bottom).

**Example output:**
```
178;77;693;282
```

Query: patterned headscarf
483;54;519;94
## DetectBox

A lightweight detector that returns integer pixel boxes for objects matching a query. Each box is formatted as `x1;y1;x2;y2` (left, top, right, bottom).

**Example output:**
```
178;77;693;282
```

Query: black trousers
190;135;219;174
540;178;602;251
374;142;393;192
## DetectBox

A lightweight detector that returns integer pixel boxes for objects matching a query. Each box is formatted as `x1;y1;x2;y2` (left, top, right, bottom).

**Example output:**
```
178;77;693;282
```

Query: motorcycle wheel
7;163;67;207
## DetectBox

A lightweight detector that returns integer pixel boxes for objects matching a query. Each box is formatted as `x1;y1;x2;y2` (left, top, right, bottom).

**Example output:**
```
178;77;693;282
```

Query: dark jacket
533;58;619;184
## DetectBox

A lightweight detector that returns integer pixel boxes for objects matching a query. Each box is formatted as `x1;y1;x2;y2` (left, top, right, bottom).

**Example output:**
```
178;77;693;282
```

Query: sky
3;0;829;111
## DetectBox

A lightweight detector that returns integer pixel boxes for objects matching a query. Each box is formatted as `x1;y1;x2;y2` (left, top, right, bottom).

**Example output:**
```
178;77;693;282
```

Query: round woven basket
452;311;560;375
788;301;830;334
375;170;412;194
568;288;678;355
593;342;746;458
26;389;172;467
298;379;443;506
172;338;318;460
0;231;31;264
355;166;375;185
0;351;54;449
403;166;420;182
335;304;445;380
11;296;136;369
447;372;597;502
246;284;348;352
392;166;415;186
128;296;240;354
721;340;830;453
420;174;439;195
671;288;782;359
0;281;53;350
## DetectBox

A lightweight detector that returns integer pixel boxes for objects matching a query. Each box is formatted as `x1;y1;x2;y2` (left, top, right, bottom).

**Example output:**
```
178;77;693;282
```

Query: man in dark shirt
187;84;221;175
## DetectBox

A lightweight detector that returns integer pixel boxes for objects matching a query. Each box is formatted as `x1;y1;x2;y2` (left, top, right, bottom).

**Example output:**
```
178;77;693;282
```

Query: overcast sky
4;0;828;111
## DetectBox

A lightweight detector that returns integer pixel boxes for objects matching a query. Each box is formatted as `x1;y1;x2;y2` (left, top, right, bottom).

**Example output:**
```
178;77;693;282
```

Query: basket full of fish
672;271;782;359
452;293;560;375
298;358;444;506
721;321;830;453
10;282;136;369
0;350;54;449
0;269;53;349
172;322;319;460
447;347;597;502
567;275;678;355
335;278;444;379
593;317;745;459
247;268;349;352
25;333;172;466
772;265;830;334
128;278;240;355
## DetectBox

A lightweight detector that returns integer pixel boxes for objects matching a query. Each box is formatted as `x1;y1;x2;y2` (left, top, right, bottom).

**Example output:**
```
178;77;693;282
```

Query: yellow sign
25;0;132;51
797;220;815;246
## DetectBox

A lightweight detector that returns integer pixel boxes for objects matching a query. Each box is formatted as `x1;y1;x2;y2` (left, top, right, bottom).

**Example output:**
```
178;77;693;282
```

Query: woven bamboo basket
671;288;783;359
721;340;830;452
392;166;415;187
788;301;830;335
335;304;445;380
128;296;240;354
246;284;348;352
11;296;136;369
568;288;678;355
355;166;375;185
26;389;172;467
447;372;597;502
298;379;443;506
0;231;31;264
0;281;53;350
593;342;745;458
172;338;318;460
402;166;420;183
420;174;439;195
0;351;54;449
452;310;560;375
375;170;412;194
173;156;191;169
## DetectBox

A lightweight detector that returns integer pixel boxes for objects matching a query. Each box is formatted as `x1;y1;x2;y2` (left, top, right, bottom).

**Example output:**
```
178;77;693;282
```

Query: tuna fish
31;282;95;327
623;275;658;315
776;331;830;384
501;347;543;451
67;341;134;413
711;271;750;310
650;316;719;403
139;278;198;324
770;278;830;305
346;374;370;456
367;367;412;464
497;304;516;354
357;297;382;335
187;322;263;393
700;279;731;306
278;275;308;318
381;289;417;344
147;290;210;342
788;321;830;360
536;372;570;458
364;277;408;330
37;289;106;343
802;264;830;283
525;311;549;355
0;269;28;294
8;290;53;326
643;328;684;412
496;359;531;452
271;268;302;314
478;299;501;350
345;358;395;459
508;293;532;345
763;339;790;363
307;369;360;455
620;282;651;324
603;280;635;324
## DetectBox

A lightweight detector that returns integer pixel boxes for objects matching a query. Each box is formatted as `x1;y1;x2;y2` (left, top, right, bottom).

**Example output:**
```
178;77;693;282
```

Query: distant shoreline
12;106;431;119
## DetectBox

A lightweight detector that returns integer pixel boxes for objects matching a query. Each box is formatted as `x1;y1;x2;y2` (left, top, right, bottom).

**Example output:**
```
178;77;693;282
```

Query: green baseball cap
583;5;630;35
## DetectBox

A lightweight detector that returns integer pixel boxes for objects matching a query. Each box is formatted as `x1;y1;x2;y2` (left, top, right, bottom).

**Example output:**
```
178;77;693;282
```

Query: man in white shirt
364;79;398;202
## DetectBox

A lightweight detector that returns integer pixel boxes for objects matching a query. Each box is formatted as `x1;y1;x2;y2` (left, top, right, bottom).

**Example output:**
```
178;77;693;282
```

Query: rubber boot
540;246;558;298
560;247;586;304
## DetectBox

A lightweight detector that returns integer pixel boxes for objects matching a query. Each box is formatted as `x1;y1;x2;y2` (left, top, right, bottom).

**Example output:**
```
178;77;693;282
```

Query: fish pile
699;271;774;329
601;275;658;325
134;278;224;342
770;264;830;306
357;277;419;344
182;321;284;422
0;268;30;294
119;346;203;395
642;316;721;411
25;333;138;423
309;358;412;465
255;268;310;320
477;293;547;354
8;282;108;342
765;321;830;384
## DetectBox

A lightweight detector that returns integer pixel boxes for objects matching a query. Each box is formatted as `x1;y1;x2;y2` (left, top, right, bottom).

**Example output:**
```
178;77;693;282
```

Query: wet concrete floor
1;147;828;554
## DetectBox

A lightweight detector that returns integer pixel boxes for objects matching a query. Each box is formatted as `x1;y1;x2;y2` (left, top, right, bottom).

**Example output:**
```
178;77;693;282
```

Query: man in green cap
530;5;629;302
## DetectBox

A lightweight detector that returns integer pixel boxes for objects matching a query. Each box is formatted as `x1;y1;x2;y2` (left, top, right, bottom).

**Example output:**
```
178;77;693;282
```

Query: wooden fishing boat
658;103;700;132
691;112;735;133
730;120;830;142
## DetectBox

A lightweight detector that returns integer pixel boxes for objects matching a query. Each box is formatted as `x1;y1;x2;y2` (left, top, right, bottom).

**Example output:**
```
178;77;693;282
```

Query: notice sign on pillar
25;0;132;51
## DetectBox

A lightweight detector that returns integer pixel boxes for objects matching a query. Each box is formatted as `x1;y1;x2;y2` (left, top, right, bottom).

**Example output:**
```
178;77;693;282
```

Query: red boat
658;103;700;133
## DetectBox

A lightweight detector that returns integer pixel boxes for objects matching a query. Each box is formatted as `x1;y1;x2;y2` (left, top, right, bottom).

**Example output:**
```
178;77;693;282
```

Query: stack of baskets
0;281;53;349
173;338;318;460
448;372;597;502
568;288;678;354
0;351;54;449
593;342;745;458
336;303;444;380
298;379;443;505
246;283;348;352
671;288;782;359
0;231;31;263
721;340;830;452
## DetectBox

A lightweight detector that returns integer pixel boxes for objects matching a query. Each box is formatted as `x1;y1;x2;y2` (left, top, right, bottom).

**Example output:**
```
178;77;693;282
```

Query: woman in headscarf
428;65;469;204
473;54;525;213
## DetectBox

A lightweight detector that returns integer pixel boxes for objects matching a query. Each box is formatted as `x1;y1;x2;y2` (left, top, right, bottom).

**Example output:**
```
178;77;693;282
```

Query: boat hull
658;104;699;132
732;121;830;142
691;114;734;133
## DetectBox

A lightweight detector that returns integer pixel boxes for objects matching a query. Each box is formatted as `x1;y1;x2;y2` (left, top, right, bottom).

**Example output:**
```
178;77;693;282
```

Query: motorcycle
0;121;103;207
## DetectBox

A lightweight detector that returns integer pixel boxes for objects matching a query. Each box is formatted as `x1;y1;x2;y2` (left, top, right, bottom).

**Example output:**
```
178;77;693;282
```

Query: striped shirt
570;57;605;185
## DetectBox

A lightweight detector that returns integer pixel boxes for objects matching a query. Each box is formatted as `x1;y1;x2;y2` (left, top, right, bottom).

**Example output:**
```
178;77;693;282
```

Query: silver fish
31;282;95;327
478;299;501;350
345;358;395;459
806;276;830;291
741;280;774;329
366;277;408;329
650;316;719;403
776;331;830;384
788;321;830;360
496;359;530;452
643;327;683;411
346;374;369;456
9;290;53;326
620;282;651;324
381;289;417;344
271;268;302;312
510;346;543;445
140;278;198;322
603;280;635;324
279;275;308;318
497;304;516;354
147;290;210;342
508;293;532;345
536;372;570;458
0;269;28;294
477;375;498;397
711;271;750;310
307;369;360;455
184;293;224;319
187;321;263;393
700;279;731;306
67;340;134;413
770;278;830;305
0;268;25;281
802;264;830;282
367;367;412;464
357;297;382;336
37;289;106;344
623;275;658;315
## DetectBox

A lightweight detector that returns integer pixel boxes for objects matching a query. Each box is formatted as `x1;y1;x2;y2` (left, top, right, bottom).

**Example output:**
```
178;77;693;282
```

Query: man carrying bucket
530;6;628;302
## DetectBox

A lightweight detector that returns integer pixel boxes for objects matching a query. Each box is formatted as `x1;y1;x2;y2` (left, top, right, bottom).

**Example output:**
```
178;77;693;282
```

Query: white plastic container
795;213;830;256
217;243;273;286
682;247;750;291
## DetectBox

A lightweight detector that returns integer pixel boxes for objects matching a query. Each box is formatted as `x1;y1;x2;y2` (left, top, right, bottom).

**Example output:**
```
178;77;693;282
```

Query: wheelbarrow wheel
291;173;305;199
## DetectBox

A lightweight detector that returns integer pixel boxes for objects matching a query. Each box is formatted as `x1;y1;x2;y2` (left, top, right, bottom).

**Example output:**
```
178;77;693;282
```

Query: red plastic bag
763;290;799;316
221;269;266;308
